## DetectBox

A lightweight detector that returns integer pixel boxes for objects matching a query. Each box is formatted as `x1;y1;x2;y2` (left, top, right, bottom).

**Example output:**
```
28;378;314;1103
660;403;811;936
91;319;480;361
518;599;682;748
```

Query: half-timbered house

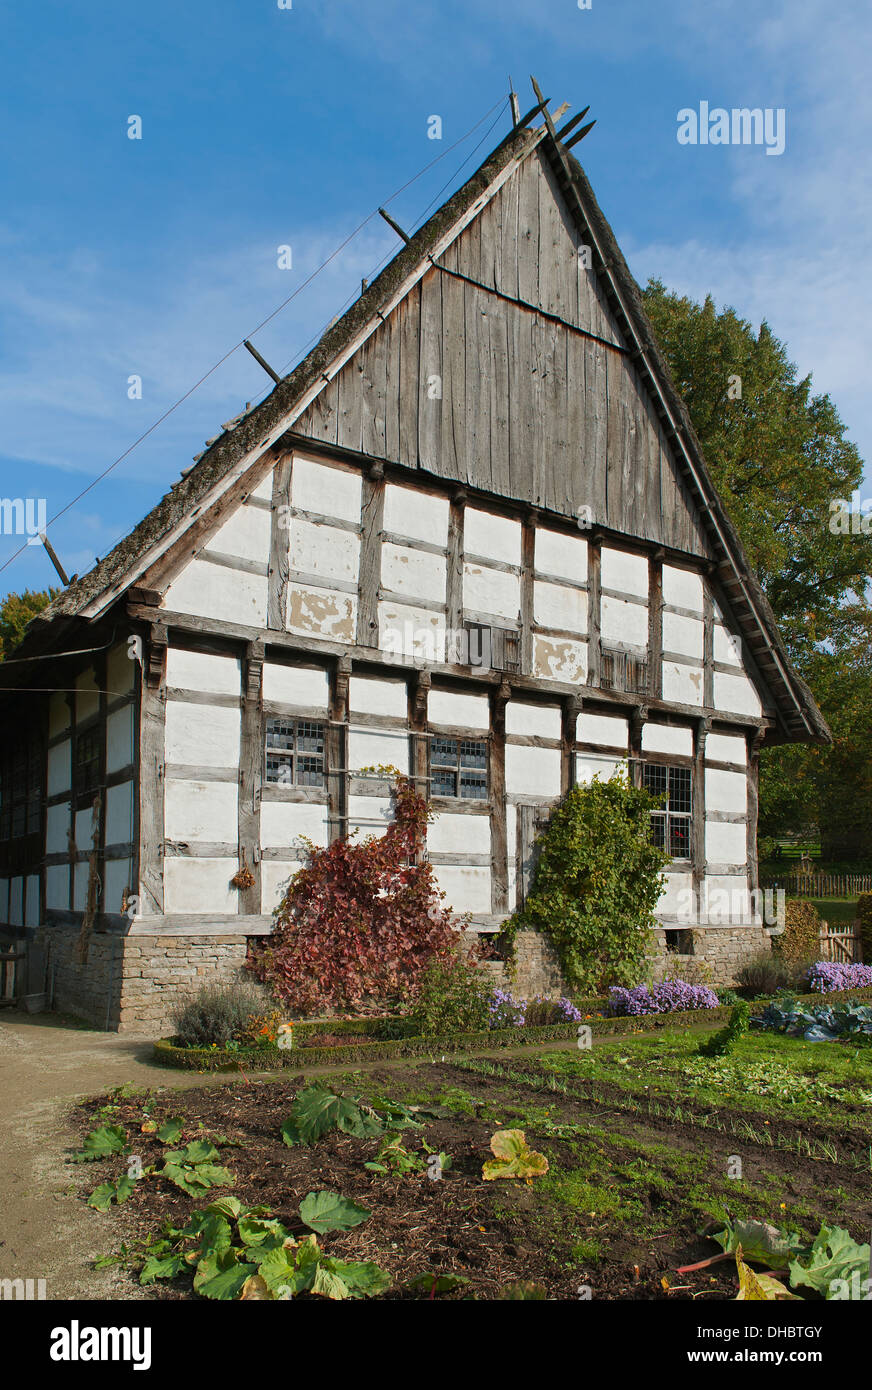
0;98;828;1029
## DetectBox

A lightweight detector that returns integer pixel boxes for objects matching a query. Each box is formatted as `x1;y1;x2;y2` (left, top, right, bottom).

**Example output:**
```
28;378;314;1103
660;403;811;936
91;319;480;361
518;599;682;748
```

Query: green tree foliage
642;279;868;661
642;281;872;856
0;587;57;660
505;774;668;994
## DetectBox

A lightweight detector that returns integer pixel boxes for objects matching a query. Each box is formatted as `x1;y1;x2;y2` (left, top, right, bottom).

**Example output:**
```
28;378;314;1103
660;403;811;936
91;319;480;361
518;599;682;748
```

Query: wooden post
238;641;264;916
520;511;536;677
138;624;168;916
628;704;647;788
648;551;663;700
446;490;466;648
692;717;710;924
587;536;602;688
747;727;764;900
490;679;510;915
703;585;714;711
356;463;385;647
562;695;582;796
328;656;351;843
268;455;292;631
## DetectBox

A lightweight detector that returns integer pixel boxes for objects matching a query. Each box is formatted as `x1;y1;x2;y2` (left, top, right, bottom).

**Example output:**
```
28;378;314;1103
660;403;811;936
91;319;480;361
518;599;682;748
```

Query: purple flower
607;980;719;1017
805;961;872;994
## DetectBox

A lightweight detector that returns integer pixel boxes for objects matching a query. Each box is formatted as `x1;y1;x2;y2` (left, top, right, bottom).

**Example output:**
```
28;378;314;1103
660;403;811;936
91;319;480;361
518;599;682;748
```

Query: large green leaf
194;1249;257;1301
299;1190;371;1235
155;1117;185;1145
72;1124;128;1162
482;1130;549;1181
713;1218;805;1270
87;1175;137;1211
735;1251;800;1301
159;1144;234;1196
280;1086;383;1147
139;1253;187;1285
238;1215;291;1247
321;1258;391;1298
789;1225;871;1298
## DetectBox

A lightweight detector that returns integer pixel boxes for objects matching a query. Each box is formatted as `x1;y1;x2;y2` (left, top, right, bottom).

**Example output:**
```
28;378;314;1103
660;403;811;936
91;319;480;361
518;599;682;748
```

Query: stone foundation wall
34;927;258;1034
652;925;771;986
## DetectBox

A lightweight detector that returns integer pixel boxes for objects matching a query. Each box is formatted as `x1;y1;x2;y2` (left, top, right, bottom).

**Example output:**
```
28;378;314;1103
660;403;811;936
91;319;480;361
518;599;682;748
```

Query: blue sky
1;0;869;599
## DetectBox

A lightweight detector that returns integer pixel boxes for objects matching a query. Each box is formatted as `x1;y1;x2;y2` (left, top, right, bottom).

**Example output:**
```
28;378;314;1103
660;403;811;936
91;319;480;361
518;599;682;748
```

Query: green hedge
152;985;872;1073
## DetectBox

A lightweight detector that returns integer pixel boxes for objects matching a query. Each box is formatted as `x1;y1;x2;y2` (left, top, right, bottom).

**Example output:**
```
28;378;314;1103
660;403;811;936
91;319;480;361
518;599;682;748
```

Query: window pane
459;740;486;769
668;766;692;814
431;767;457;797
266;752;293;784
642;763;667;801
459;769;487;799
669;814;692;858
296;722;324;754
431;737;458;767
649;812;666;850
266;720;295;751
297;755;324;787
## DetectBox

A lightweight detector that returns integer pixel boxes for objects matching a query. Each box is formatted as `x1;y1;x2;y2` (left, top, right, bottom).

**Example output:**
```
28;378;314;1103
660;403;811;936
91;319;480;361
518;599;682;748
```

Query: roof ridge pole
509;77;520;126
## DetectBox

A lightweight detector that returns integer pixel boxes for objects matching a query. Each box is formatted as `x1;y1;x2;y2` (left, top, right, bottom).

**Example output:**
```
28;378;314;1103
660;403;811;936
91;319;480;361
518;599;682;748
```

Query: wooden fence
761;874;872;898
818;922;861;964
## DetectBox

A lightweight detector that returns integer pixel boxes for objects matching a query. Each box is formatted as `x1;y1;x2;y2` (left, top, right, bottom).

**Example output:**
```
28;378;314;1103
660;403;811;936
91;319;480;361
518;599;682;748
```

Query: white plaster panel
261;800;329;849
431;864;492;915
663;612;704;660
290;517;360;586
378;602;445;662
348;727;409;775
248;470;275;502
576;753;625;784
464;508;521;566
103;858;132;916
210;503;272;563
656;871;694;920
428;689;490;730
713;671;762;717
48;692;70;738
164;558;268;627
75;806;97;849
106;705;134;775
166;649;241;695
76;668;99;723
8;877;23;926
463;561;520;619
641;723;694;758
381;542;446;604
47;740;71;796
349;675;408;719
601;547;648;597
263;663;329;708
533;580;587;634
106;781;134;845
163;859;239;914
576;712;628;749
705;819;747;866
383;484;449;545
261;862;295;913
662;565;704;612
601;595;648;648
427;813;491;856
45;865;69;910
662;662;704;707
73;862;88;913
46;803;71;855
506;702;561;739
291;455;362;523
348;796;394;839
714;624;743;667
165;780;238;843
705;767;748;815
165;701;240;767
506;744;561;796
532;635;588;684
705;732;747;766
25;875;39;927
287;585;357;643
702;876;751;923
534;527;588;582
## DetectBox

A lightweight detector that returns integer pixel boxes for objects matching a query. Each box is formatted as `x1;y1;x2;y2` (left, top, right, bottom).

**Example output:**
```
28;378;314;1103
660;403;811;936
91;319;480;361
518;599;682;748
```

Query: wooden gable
294;145;710;559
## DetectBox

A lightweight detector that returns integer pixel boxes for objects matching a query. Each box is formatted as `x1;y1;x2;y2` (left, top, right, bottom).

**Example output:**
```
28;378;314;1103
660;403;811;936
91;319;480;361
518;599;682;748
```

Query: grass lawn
810;897;860;925
75;1026;872;1300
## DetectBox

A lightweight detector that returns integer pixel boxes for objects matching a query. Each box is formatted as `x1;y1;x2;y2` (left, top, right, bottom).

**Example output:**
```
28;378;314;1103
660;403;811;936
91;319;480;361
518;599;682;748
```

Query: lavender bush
608;980;720;1017
805;961;872;994
487;990;584;1028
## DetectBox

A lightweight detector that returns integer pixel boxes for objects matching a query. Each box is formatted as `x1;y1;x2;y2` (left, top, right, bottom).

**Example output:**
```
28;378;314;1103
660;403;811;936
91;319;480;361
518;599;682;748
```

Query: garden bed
77;1023;872;1301
152;985;872;1071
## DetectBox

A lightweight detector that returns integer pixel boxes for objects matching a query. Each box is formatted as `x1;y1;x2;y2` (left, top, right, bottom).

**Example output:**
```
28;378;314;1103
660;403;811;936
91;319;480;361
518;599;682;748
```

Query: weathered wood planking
293;154;714;560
